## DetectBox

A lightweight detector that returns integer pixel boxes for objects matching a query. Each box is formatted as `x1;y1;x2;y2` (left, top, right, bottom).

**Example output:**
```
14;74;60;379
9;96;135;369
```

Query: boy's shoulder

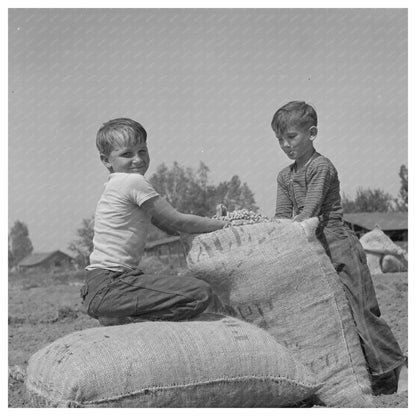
106;172;155;192
308;153;338;171
108;172;149;184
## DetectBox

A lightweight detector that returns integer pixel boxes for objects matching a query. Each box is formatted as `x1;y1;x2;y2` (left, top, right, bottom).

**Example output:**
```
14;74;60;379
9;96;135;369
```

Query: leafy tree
190;162;217;216
149;162;194;213
149;161;258;217
341;194;357;214
8;249;15;270
216;175;258;213
342;188;394;213
8;220;33;266
68;216;95;268
395;164;408;211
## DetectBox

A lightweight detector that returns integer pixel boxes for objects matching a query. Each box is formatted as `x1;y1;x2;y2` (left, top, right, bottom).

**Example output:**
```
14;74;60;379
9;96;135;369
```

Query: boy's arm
142;196;228;234
293;163;332;222
150;217;180;236
275;176;293;219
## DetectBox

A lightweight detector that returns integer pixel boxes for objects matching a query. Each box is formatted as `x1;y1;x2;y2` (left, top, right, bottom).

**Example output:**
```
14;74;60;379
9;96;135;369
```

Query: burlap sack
182;218;374;407
25;314;319;408
359;228;407;274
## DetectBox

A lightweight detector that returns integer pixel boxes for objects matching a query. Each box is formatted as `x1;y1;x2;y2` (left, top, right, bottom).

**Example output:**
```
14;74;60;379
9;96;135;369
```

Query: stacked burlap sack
359;227;407;274
25;314;319;407
182;218;375;407
25;217;374;407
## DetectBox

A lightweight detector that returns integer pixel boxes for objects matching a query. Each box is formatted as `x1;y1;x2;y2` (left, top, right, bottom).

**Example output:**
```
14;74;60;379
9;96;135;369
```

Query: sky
8;7;408;254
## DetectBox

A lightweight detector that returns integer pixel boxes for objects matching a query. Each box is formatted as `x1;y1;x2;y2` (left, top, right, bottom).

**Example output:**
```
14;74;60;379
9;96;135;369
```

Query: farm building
144;236;186;266
17;250;75;273
343;212;408;241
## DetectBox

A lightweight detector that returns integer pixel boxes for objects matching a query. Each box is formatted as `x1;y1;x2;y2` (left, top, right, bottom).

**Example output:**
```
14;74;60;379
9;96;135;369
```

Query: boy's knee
177;279;216;317
83;288;120;319
189;280;229;316
190;279;213;310
84;297;102;319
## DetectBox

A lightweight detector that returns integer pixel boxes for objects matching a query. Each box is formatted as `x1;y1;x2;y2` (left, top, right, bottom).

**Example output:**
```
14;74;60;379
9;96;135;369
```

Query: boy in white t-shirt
82;118;229;326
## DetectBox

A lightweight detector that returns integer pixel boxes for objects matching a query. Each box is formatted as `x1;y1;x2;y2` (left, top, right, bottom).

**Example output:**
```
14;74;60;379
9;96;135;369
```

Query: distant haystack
359;228;407;274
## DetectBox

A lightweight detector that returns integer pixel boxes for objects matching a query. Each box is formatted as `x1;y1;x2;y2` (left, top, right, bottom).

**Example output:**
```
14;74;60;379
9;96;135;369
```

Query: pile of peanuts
213;209;272;226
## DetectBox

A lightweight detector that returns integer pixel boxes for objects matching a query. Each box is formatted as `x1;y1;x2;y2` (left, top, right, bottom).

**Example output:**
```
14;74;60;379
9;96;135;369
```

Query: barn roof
343;212;408;231
18;250;73;267
145;236;181;250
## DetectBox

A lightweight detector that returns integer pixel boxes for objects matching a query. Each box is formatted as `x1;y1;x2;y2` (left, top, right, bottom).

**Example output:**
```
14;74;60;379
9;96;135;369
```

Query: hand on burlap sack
215;203;228;217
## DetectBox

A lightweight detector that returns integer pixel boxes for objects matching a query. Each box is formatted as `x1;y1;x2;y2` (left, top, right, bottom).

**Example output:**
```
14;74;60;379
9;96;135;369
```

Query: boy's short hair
96;118;147;156
271;101;317;136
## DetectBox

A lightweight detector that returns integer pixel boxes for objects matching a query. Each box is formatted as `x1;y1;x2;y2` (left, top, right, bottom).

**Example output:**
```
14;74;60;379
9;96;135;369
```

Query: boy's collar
292;151;318;172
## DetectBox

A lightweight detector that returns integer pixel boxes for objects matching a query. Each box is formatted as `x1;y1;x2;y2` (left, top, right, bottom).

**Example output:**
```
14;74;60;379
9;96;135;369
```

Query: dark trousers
81;268;225;322
317;222;404;377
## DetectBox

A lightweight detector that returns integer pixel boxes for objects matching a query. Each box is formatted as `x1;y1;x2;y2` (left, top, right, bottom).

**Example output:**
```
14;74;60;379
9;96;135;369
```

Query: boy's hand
222;221;232;229
216;203;228;217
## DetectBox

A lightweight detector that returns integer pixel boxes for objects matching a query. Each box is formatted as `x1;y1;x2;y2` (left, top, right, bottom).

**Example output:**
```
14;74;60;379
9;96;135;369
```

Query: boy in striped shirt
271;101;407;395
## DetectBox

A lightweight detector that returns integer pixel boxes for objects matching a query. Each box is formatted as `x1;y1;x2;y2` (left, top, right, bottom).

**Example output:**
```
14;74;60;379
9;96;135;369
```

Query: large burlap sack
182;218;374;407
359;228;407;274
25;314;319;408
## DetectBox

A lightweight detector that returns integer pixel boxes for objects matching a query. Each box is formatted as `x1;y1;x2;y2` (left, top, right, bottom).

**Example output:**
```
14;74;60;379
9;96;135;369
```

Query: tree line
342;165;408;213
9;163;408;269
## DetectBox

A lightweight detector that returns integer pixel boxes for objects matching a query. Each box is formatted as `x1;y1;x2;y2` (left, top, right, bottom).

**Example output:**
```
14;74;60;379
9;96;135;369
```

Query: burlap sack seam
27;374;320;407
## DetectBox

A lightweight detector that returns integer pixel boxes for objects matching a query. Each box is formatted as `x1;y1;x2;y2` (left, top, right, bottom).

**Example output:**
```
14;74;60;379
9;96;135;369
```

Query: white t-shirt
86;173;159;271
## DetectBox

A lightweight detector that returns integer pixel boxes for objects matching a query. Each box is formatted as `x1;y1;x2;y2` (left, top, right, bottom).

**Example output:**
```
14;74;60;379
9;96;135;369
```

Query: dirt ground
8;263;408;408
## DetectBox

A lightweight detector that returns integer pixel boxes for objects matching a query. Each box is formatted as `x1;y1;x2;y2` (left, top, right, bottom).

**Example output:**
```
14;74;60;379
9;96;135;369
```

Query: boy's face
276;123;317;161
101;141;150;175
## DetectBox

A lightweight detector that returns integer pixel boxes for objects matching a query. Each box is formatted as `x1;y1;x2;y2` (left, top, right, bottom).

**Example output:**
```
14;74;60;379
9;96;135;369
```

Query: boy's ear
100;153;112;169
309;126;318;141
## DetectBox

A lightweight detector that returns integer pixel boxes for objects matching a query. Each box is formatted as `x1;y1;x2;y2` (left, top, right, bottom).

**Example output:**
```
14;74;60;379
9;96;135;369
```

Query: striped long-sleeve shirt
275;153;343;223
